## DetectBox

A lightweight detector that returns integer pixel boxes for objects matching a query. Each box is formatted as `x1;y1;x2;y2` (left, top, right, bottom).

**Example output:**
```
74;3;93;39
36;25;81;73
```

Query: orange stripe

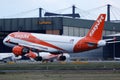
10;32;65;51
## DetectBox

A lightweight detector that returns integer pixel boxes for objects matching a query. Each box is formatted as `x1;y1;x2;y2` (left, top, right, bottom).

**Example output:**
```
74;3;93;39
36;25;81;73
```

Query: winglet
86;14;106;40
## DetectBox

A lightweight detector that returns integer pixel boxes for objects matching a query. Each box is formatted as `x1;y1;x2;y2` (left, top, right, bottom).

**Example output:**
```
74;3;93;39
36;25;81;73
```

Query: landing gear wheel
35;56;42;61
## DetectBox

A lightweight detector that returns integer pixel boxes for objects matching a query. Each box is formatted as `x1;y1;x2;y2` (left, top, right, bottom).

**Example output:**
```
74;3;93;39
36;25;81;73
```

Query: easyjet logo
89;15;104;37
14;34;30;39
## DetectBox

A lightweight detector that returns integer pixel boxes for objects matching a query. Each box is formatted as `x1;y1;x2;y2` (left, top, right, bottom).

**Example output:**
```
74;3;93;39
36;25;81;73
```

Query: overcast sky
0;0;120;20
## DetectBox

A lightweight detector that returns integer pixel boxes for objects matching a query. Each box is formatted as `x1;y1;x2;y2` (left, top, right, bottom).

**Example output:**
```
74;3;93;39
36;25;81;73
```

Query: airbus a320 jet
3;14;106;61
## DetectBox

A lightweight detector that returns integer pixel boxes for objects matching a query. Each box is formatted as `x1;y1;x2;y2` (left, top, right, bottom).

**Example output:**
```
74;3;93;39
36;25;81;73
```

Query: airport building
0;5;120;60
0;16;120;60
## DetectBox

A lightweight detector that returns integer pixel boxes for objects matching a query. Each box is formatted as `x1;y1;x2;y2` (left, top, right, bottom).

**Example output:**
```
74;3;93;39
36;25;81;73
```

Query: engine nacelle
58;53;70;61
27;51;37;59
25;51;42;61
12;46;29;56
34;52;58;61
34;56;43;61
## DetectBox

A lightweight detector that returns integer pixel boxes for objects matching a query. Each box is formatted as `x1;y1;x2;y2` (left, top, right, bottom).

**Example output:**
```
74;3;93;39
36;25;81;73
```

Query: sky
0;0;120;20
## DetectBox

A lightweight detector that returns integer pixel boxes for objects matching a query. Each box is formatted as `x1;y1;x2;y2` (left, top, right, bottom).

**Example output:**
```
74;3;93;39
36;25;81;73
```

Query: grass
0;61;120;80
0;70;120;80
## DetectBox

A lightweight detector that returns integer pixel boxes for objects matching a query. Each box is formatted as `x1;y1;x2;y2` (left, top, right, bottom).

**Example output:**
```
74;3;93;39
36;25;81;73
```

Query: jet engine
34;52;55;61
27;52;44;61
34;56;43;61
12;46;30;56
58;53;70;61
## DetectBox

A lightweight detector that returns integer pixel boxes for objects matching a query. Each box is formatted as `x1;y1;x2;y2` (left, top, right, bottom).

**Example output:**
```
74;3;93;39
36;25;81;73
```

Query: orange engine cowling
27;51;37;59
12;46;29;56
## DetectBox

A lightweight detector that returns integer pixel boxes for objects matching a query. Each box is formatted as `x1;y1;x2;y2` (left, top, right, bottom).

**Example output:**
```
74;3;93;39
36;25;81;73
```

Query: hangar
0;5;120;60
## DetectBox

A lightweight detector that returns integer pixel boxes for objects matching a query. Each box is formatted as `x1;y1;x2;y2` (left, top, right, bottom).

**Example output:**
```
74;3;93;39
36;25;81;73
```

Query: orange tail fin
86;14;106;40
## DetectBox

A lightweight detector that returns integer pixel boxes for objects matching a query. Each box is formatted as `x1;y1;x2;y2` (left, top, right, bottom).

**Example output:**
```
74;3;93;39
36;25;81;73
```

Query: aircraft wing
12;42;48;52
104;37;120;44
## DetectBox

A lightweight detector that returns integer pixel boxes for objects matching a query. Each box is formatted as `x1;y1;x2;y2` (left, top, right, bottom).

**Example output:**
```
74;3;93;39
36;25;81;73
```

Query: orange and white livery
3;14;106;61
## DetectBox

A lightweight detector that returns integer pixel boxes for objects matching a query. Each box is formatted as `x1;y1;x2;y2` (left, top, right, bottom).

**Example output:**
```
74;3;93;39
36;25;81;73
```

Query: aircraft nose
3;36;9;45
3;37;7;44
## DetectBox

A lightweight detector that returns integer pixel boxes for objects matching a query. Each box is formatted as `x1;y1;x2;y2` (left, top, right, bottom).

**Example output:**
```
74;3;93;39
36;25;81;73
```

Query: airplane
27;52;70;62
0;53;21;63
3;14;106;61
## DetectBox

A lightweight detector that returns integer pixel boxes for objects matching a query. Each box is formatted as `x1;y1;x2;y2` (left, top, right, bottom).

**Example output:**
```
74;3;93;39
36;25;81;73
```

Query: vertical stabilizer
86;14;106;40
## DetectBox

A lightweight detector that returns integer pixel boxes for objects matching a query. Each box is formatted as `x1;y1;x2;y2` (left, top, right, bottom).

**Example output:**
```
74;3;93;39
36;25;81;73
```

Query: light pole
113;27;115;60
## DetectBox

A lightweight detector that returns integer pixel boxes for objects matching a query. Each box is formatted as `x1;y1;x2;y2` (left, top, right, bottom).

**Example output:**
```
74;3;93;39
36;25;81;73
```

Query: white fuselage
3;32;83;53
